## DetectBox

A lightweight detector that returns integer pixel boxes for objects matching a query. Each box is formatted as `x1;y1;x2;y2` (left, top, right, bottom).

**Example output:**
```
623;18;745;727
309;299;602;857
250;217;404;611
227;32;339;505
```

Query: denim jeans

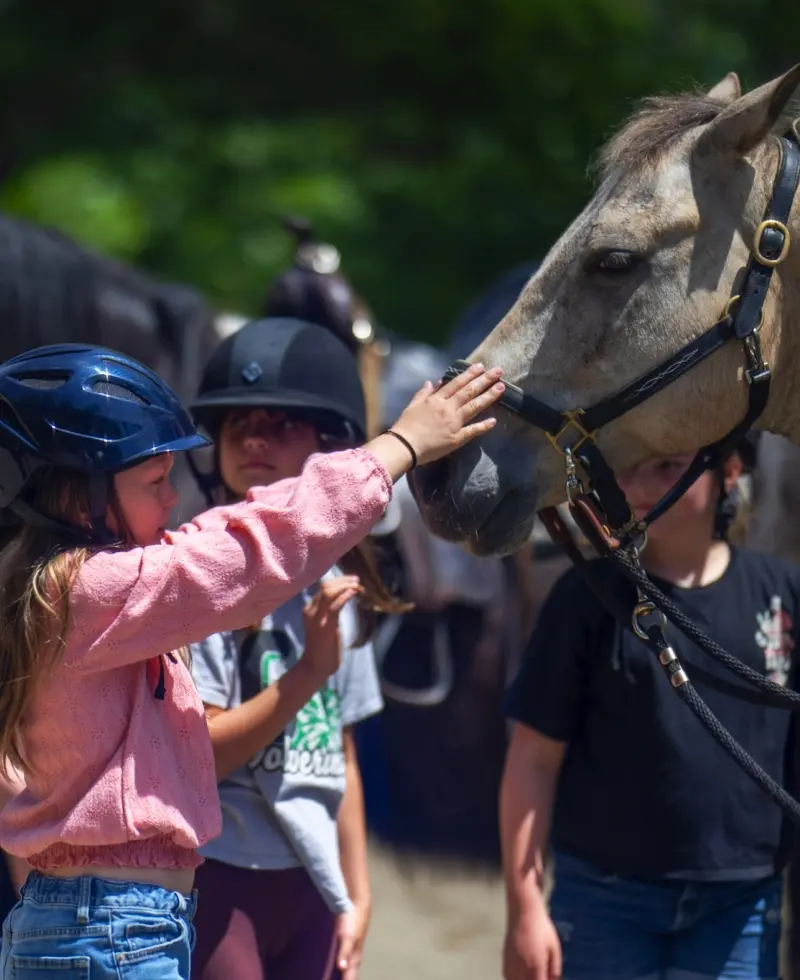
550;851;783;980
0;871;197;979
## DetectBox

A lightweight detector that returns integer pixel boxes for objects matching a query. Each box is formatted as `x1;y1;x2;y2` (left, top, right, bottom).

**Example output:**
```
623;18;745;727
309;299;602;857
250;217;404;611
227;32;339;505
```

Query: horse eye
586;249;643;275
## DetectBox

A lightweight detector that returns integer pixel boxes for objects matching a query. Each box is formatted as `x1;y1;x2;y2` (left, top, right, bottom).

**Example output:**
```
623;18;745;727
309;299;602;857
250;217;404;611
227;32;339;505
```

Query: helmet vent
16;375;68;390
92;381;148;404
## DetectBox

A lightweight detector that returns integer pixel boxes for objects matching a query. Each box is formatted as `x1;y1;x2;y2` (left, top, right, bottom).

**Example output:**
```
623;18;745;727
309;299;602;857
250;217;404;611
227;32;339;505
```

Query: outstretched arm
68;450;392;673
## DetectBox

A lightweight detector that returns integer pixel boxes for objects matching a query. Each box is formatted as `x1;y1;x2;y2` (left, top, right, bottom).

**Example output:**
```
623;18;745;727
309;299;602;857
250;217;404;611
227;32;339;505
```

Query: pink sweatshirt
0;448;392;872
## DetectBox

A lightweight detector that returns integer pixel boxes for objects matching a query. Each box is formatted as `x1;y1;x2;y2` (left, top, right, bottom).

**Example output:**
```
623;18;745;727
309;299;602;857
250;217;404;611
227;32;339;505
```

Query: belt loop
76;876;92;925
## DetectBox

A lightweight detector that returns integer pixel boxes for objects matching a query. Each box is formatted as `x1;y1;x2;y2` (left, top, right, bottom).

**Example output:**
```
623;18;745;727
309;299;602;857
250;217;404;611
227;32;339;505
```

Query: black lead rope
540;510;800;824
637;623;800;827
549;515;800;825
610;548;800;710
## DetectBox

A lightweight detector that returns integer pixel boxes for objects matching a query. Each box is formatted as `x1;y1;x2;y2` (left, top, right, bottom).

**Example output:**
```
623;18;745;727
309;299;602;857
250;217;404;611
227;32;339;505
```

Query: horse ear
699;64;800;154
707;72;741;106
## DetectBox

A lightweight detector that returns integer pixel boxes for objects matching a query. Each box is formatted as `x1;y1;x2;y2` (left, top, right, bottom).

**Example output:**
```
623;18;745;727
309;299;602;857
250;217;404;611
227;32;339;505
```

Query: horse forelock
593;91;727;183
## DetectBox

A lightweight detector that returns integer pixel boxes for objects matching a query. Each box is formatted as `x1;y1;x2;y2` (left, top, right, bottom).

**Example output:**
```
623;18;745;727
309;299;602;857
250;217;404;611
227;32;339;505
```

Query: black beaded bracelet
381;429;418;469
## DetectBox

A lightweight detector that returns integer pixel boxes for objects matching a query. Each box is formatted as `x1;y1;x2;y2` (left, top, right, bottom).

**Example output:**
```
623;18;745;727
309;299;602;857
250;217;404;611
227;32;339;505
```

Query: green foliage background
0;0;795;341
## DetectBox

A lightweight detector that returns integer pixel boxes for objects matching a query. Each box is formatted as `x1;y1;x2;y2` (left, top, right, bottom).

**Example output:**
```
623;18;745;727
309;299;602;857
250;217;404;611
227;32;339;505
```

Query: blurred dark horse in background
0;212;221;520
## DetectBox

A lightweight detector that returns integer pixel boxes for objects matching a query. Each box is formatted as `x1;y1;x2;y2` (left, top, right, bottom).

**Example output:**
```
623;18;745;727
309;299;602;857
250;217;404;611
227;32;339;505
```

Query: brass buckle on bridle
545;409;597;457
753;219;791;268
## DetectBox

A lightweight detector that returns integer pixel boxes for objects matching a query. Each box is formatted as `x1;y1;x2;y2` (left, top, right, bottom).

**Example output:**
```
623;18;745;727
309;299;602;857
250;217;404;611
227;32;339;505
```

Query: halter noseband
444;124;800;546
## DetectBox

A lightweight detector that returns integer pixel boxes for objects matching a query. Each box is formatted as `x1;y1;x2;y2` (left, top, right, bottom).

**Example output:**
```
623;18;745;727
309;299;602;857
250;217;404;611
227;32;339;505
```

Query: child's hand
376;362;505;471
301;576;361;682
337;900;371;980
503;905;562;980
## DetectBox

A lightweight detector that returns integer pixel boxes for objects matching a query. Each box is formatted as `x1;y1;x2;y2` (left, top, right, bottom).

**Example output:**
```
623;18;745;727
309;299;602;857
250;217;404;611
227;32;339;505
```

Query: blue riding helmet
0;343;210;539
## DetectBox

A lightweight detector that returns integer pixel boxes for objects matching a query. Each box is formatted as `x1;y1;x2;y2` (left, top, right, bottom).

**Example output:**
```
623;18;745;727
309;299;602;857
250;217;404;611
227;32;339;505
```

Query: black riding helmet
192;317;366;440
189;317;366;502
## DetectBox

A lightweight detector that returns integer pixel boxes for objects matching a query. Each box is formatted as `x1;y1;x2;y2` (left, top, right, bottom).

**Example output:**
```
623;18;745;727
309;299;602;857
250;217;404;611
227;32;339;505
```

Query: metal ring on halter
632;601;668;641
621;520;649;557
720;294;764;331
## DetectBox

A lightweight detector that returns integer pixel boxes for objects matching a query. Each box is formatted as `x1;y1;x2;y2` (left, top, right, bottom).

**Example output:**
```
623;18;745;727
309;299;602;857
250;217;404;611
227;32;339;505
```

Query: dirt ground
362;842;506;980
361;844;797;980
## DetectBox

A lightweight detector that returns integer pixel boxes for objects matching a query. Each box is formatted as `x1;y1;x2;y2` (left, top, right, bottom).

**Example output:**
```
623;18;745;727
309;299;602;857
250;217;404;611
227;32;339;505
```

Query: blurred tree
0;0;793;340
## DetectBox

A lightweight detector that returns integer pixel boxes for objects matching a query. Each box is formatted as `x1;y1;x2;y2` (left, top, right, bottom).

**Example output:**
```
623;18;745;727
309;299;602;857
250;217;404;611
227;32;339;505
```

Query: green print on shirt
292;685;342;753
252;635;345;778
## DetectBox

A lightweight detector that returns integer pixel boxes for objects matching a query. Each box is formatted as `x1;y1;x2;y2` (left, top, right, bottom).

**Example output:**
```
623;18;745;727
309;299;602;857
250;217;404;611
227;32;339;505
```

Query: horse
0;211;221;521
409;66;800;554
407;64;800;972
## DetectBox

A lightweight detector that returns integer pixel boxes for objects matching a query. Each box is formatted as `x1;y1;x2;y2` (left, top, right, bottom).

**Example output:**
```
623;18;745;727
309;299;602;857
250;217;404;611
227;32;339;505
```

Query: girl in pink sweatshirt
0;343;503;980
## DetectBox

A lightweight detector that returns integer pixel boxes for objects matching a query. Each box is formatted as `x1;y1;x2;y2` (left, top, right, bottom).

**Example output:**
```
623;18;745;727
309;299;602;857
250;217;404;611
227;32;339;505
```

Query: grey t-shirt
191;567;383;914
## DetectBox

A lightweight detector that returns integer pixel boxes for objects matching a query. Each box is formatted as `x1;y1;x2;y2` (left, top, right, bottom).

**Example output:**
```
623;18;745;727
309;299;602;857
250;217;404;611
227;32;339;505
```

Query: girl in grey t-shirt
188;317;409;980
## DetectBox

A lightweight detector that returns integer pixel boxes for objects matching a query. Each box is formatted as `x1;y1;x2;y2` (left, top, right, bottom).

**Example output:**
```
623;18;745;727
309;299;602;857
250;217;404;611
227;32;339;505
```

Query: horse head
411;66;800;556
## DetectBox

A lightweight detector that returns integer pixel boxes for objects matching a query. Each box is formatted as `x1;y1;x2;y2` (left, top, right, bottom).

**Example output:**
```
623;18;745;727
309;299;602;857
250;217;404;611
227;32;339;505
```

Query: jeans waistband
21;871;197;923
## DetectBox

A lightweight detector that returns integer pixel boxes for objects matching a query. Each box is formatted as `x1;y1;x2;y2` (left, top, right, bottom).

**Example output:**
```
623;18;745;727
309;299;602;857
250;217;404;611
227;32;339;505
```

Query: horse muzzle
409;439;541;555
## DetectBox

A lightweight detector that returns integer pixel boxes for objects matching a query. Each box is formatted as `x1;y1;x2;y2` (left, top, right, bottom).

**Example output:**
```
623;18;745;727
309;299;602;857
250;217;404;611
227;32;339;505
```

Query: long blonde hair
0;468;101;775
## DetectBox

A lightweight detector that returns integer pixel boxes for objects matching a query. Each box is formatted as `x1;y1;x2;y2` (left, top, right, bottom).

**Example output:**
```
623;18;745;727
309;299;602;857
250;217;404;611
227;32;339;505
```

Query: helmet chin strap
186;446;222;509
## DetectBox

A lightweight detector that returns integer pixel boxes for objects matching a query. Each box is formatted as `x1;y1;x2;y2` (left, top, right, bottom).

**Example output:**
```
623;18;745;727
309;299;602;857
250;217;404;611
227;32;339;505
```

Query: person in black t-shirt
500;438;798;980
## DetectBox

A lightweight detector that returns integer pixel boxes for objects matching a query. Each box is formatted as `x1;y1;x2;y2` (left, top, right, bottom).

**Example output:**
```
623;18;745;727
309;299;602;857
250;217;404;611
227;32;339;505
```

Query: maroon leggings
192;859;339;980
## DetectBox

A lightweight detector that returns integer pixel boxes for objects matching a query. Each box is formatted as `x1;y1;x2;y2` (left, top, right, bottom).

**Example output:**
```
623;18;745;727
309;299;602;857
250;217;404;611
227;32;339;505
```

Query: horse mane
595;91;727;180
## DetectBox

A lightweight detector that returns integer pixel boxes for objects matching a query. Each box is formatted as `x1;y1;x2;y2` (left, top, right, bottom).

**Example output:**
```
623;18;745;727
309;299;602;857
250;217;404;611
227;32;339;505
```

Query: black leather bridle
445;124;800;547
441;124;800;826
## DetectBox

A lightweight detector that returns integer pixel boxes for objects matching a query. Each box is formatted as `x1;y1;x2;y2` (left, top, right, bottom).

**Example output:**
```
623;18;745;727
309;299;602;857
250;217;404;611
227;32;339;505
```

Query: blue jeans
0;872;197;979
550;851;783;980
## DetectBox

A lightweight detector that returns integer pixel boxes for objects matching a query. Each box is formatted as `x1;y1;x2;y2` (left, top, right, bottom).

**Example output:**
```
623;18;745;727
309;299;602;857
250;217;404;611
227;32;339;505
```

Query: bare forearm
500;732;563;919
207;662;321;780
338;731;371;908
